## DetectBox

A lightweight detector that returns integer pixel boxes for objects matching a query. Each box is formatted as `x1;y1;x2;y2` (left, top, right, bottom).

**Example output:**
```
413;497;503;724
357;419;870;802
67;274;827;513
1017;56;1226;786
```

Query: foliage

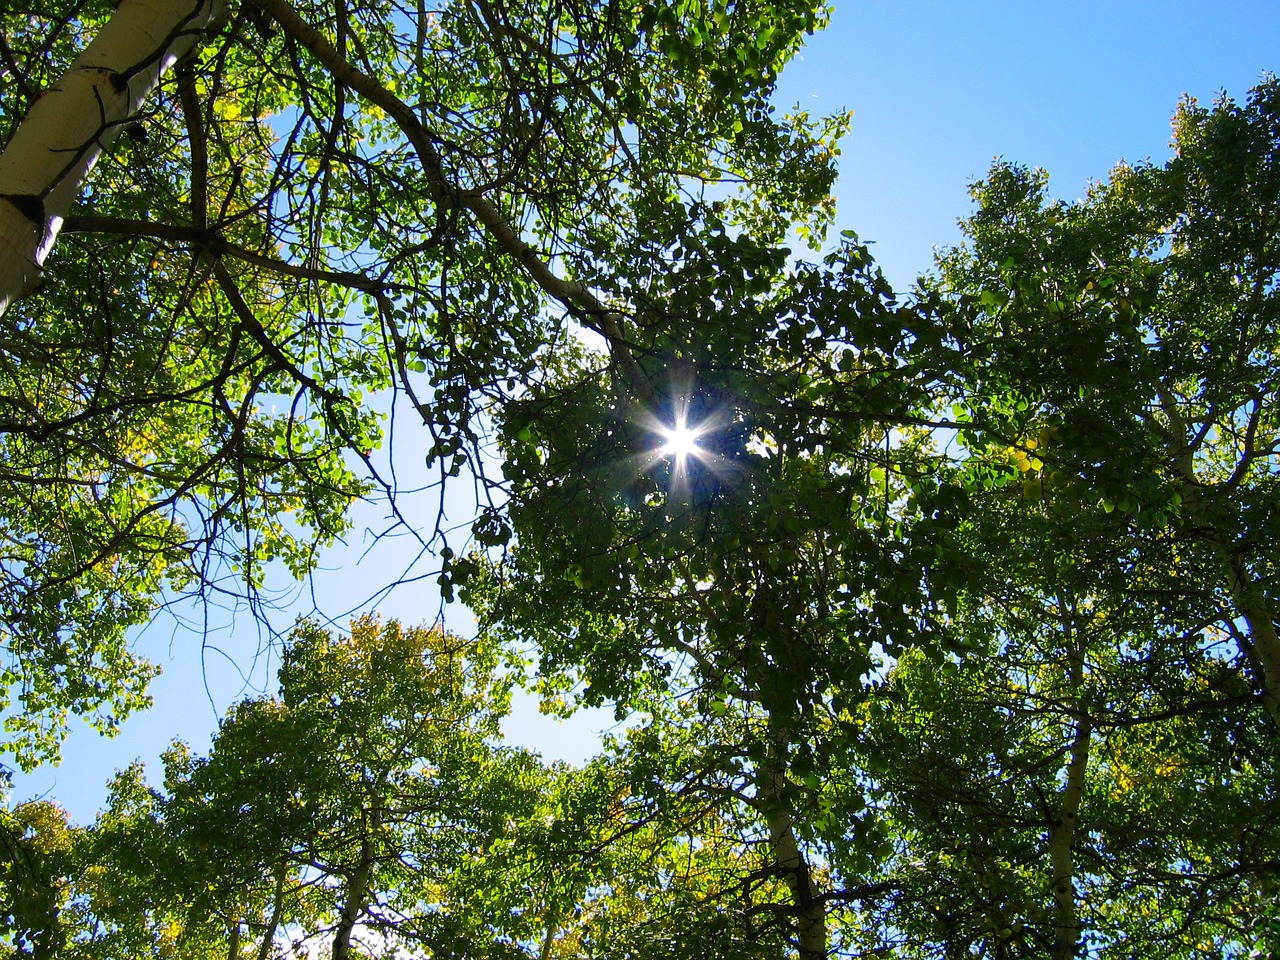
0;0;843;762
2;618;828;959
922;82;1280;729
465;79;1280;957
3;3;1280;957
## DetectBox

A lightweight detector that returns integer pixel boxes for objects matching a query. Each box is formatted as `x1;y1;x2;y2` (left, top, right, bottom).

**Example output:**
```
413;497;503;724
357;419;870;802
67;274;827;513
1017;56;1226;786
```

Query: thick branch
0;0;227;314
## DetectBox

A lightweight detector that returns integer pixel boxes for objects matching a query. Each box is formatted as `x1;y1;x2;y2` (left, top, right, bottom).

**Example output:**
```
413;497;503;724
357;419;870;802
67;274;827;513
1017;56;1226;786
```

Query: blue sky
783;1;1279;289
9;1;1279;823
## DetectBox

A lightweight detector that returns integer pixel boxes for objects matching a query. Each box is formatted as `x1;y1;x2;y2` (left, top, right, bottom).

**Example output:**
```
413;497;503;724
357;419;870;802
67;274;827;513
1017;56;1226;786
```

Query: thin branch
61;214;401;294
256;0;656;406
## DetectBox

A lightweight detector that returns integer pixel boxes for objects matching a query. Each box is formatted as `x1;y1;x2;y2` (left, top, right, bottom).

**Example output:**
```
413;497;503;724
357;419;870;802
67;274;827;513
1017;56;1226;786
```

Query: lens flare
659;419;703;460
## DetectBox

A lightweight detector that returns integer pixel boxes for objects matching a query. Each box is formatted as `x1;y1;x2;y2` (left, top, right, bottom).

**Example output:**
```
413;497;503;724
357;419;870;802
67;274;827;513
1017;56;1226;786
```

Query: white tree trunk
1047;644;1091;960
761;725;826;959
0;0;225;315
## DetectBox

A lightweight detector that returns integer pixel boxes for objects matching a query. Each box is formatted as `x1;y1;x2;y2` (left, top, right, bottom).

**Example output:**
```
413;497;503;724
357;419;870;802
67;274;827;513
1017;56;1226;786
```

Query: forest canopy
1;1;1279;957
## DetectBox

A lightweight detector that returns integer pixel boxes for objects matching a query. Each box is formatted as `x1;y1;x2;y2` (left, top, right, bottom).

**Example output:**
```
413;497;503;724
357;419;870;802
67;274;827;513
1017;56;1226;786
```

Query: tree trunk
255;867;289;960
767;804;826;959
1047;643;1091;960
761;729;826;959
0;0;225;315
332;807;380;960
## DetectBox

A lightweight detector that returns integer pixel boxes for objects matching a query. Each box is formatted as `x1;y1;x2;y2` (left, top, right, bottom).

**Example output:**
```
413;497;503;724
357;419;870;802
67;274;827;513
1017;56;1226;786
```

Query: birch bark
1047;642;1092;960
0;0;225;314
762;727;826;960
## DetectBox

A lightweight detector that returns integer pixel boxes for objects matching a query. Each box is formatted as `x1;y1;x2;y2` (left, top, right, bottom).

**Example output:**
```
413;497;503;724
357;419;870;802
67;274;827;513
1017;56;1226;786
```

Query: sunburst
624;373;736;491
658;416;704;462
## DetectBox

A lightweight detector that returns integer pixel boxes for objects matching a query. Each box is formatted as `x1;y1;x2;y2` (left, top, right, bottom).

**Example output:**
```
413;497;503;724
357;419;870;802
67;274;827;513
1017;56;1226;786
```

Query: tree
15;618;565;958
0;800;76;959
464;81;1280;958
862;79;1280;957
0;0;843;762
7;5;1280;954
855;481;1279;958
13;617;814;959
923;81;1280;731
461;212;945;957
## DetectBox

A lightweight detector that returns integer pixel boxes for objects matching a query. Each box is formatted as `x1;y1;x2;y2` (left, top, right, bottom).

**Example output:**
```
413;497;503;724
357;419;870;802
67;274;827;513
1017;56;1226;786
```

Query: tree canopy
0;0;842;763
2;2;1279;958
461;79;1280;957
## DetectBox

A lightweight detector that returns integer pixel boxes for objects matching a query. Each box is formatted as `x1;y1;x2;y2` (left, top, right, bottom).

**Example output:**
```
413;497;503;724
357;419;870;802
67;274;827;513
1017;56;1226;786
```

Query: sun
659;418;703;460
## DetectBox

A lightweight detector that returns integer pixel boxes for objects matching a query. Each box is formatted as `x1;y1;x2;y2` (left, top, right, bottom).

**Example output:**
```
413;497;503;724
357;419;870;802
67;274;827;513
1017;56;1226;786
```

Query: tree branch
255;0;656;406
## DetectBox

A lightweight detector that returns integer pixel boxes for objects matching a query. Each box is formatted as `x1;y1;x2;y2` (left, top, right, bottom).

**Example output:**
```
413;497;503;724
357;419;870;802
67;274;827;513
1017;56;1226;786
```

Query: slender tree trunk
0;0;225;315
1220;551;1280;728
537;921;558;960
1047;643;1092;960
332;808;380;960
253;870;289;960
255;867;289;960
761;728;826;960
768;803;826;959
